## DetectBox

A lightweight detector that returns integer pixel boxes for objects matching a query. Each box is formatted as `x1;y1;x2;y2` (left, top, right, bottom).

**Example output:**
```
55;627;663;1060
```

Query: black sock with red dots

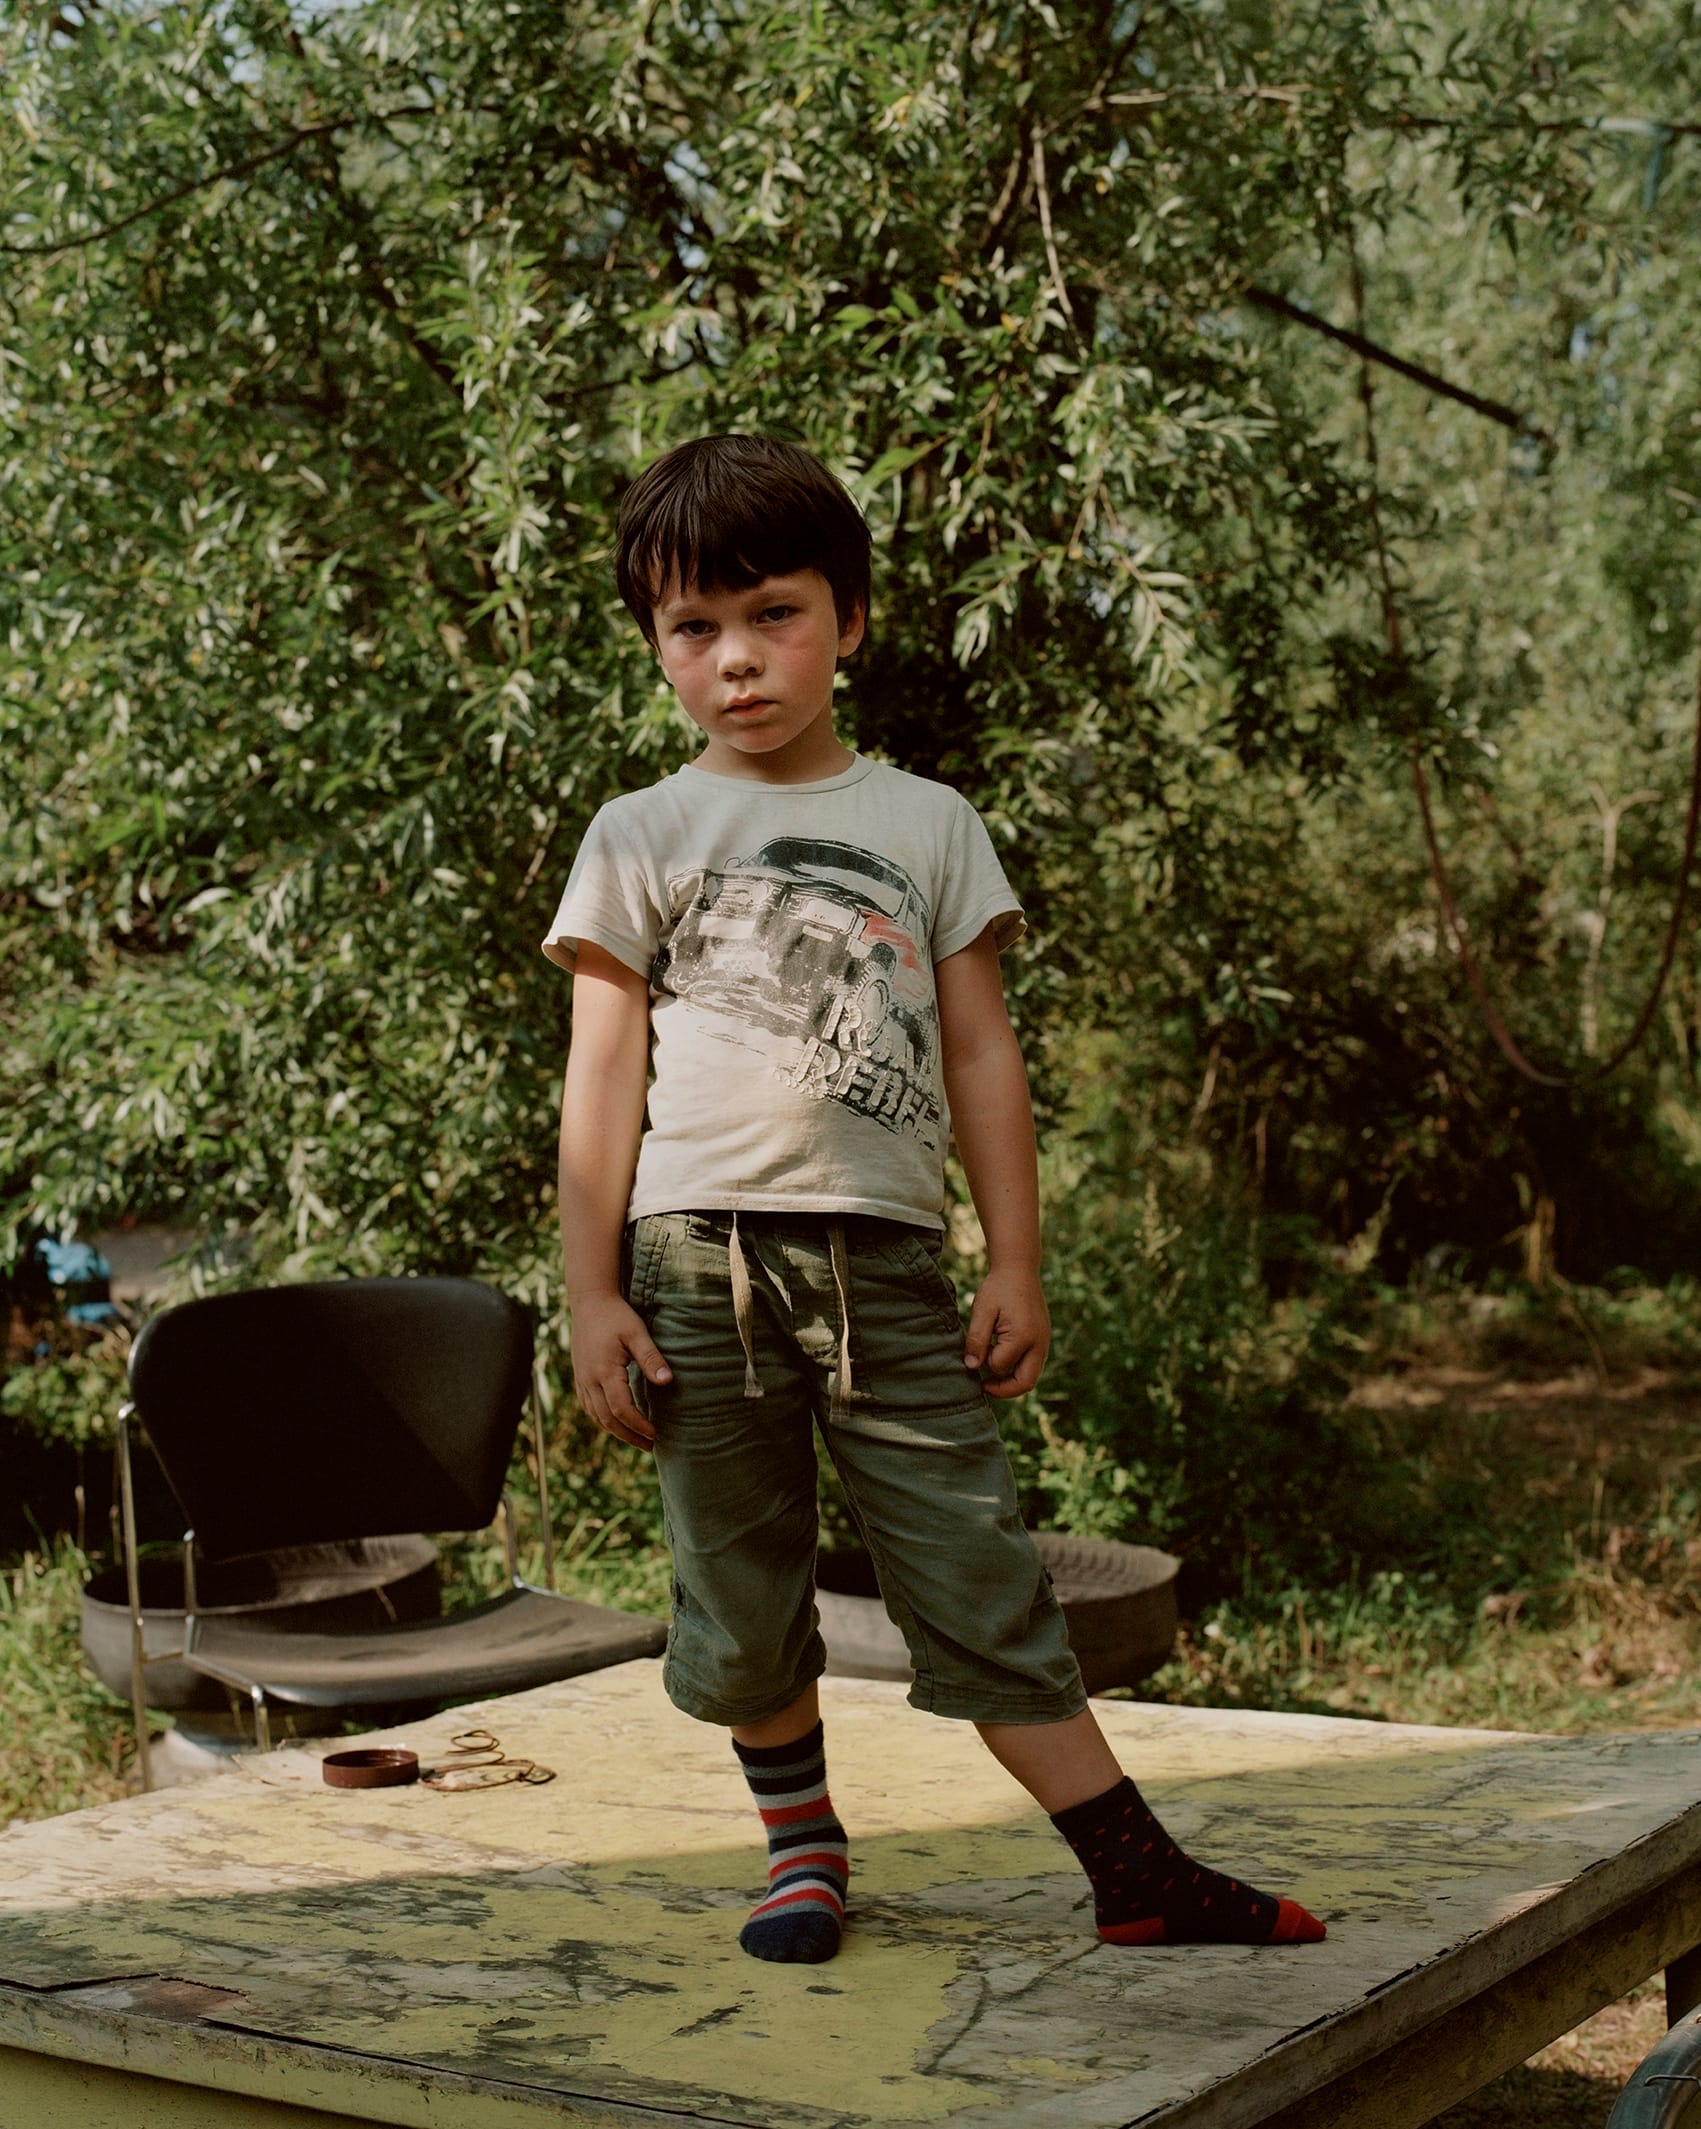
1050;1777;1326;1946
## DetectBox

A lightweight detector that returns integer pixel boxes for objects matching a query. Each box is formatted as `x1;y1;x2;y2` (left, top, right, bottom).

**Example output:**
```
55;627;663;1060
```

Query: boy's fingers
601;1406;655;1448
963;1293;999;1369
626;1327;672;1385
984;1351;1041;1399
982;1331;1045;1398
577;1367;655;1449
986;1323;1024;1372
603;1372;656;1447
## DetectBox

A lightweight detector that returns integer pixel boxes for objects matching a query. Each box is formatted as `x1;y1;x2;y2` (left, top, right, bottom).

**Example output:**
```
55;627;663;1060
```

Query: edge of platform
1138;1797;1701;2129
0;1981;759;2129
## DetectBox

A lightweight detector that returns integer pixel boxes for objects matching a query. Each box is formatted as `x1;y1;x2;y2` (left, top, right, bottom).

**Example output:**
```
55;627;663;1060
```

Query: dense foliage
5;0;1701;1577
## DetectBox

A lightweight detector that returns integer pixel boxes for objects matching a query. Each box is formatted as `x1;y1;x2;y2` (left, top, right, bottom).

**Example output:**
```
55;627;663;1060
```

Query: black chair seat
188;1589;666;1709
115;1277;669;1783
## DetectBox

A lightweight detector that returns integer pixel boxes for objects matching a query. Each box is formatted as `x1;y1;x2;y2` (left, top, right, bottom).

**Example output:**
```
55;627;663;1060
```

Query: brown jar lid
320;1746;420;1789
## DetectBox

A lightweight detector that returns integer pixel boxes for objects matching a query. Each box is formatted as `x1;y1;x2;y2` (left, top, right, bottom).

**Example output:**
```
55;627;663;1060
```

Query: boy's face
650;568;864;780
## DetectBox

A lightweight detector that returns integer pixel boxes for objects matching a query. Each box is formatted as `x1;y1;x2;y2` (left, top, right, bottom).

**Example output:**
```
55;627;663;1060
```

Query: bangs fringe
615;435;871;640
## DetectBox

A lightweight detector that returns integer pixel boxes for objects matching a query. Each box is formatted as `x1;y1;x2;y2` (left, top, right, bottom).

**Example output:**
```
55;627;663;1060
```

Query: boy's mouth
723;697;772;713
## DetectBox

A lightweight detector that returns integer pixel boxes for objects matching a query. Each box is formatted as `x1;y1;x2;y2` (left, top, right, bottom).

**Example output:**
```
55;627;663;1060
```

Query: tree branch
1;106;451;257
1244;282;1552;443
1087;82;1305;115
312;149;463;401
1369;109;1701;141
979;122;1031;255
1083;0;1153;109
1088;83;1701;140
1031;124;1084;351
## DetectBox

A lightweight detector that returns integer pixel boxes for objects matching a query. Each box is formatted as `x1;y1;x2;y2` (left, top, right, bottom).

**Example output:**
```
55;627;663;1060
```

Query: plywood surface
2;1663;1700;2128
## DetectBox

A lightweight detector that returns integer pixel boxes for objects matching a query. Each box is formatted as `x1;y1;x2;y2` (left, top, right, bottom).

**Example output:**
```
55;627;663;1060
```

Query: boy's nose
718;629;763;676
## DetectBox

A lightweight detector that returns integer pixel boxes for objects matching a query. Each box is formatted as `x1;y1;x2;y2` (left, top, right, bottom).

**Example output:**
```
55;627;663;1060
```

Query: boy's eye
759;605;797;623
673;619;713;638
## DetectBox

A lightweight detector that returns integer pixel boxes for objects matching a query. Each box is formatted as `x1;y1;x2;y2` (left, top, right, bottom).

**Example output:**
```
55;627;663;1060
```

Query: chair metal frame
116;1385;559;1792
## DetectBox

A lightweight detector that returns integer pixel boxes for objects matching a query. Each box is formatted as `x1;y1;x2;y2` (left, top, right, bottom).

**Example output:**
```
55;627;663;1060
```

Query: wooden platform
3;1662;1701;2128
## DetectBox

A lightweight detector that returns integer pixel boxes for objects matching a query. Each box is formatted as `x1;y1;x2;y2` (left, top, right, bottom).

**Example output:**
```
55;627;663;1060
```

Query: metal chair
115;1276;665;1788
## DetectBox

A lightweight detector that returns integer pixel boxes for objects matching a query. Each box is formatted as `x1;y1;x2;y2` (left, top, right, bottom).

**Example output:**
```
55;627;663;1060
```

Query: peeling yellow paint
0;2043;375;2129
2;1665;1700;2129
580;1922;979;2119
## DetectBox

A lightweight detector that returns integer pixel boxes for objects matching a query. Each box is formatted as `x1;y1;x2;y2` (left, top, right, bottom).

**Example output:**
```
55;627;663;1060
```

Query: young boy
545;433;1325;1966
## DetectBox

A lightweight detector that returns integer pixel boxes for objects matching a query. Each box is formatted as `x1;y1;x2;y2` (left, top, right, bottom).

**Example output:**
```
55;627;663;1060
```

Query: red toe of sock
1097;1915;1168;1945
1269;1897;1327;1944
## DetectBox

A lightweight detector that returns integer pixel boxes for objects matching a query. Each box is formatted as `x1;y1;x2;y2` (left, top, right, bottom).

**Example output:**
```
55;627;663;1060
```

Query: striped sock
731;1721;848;1964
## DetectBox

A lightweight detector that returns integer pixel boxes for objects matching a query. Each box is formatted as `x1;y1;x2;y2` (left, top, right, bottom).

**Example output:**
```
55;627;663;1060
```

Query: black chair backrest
128;1278;533;1558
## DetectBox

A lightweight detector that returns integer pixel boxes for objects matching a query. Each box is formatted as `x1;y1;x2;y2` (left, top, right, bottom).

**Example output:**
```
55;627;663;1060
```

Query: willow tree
2;0;1692;1320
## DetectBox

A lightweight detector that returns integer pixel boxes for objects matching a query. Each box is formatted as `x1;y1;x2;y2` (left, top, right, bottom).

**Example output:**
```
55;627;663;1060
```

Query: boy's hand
963;1267;1050;1399
570;1294;672;1449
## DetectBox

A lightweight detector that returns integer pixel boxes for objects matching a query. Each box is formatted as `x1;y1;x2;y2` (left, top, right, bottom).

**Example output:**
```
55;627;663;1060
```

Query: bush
0;1298;131;1555
1011;1102;1377;1597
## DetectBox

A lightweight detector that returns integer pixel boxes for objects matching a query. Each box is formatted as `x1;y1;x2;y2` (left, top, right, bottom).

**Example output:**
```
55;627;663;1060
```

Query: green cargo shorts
623;1209;1087;1729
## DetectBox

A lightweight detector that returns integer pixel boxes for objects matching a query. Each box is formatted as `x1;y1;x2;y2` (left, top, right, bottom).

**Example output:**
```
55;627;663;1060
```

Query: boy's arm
558;943;671;1448
935;924;1050;1400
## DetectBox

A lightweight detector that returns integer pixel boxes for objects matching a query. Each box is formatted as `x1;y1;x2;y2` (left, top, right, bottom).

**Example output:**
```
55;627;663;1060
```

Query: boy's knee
664;1635;828;1729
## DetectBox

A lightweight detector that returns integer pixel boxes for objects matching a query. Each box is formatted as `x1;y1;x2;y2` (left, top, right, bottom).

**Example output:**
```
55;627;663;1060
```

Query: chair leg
498;1492;519;1585
246;1683;272;1756
530;1388;556;1593
116;1405;153;1795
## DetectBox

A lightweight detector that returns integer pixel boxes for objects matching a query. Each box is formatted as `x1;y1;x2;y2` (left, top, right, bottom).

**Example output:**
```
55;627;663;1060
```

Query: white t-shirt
543;754;1024;1228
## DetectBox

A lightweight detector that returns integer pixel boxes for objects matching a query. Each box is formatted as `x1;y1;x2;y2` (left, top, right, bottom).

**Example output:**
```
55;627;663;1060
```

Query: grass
0;1541;134;1827
7;1278;1701;2120
437;1495;673;1619
1134;1280;1701;1738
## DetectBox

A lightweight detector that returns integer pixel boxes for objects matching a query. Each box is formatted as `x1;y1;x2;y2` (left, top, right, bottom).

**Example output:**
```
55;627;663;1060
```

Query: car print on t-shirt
656;837;943;1149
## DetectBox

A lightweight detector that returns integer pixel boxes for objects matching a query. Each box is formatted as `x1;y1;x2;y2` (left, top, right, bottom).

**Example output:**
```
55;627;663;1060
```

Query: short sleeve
540;804;662;978
930;794;1026;963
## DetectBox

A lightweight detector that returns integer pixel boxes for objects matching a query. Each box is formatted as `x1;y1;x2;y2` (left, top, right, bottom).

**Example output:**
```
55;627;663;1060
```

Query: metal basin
82;1536;440;1734
816;1531;1180;1695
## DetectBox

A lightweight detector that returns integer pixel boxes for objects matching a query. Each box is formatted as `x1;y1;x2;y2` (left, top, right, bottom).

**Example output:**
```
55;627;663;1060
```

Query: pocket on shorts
879;1228;965;1337
624;1215;673;1313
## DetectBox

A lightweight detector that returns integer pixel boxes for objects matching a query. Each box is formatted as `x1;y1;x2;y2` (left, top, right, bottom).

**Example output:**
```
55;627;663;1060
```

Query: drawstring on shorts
727;1212;764;1401
725;1213;854;1421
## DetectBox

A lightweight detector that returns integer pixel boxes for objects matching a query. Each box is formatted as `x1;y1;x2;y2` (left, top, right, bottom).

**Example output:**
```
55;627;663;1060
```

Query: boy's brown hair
614;434;871;644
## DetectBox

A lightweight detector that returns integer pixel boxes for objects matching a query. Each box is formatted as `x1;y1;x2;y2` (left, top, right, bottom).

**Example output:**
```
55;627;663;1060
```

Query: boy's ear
837;600;867;660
